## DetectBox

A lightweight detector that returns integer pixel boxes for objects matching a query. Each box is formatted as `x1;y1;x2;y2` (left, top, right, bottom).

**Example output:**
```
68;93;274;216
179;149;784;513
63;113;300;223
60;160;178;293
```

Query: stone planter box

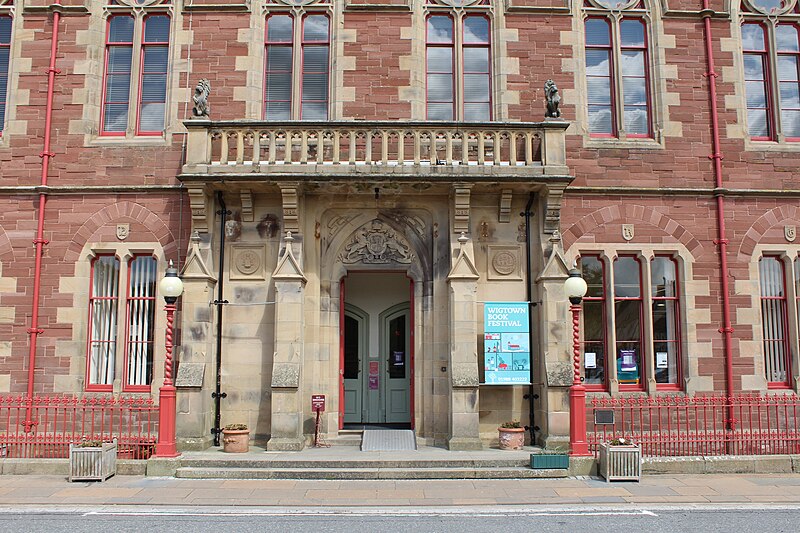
69;440;117;482
530;453;569;469
598;442;641;482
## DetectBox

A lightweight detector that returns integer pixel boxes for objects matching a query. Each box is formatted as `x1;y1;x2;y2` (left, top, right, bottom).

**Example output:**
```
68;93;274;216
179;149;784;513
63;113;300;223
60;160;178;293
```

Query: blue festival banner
483;302;531;385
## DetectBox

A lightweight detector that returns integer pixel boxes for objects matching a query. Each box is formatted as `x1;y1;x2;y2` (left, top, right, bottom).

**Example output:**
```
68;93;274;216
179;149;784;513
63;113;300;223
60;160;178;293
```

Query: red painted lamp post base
569;303;591;457
155;302;179;458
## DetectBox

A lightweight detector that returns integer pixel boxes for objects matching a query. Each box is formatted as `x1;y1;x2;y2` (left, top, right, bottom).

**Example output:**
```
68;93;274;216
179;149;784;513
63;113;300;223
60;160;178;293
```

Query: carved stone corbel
188;186;210;234
240;189;254;222
499;189;512;223
280;183;300;235
453;184;472;234
544;185;567;235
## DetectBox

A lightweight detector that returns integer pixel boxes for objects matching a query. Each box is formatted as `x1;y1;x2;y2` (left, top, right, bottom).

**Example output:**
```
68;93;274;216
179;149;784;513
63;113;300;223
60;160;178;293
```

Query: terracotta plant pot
221;429;250;453
498;427;525;450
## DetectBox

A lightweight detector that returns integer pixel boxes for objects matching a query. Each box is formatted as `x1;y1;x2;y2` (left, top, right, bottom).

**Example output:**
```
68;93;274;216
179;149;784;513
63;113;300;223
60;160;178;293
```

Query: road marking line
81;509;658;518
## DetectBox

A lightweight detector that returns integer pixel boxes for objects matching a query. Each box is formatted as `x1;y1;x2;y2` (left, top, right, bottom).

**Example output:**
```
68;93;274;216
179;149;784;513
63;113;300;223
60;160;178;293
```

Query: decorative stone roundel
114;0;170;7
586;0;639;10
491;250;517;275
744;0;796;15
236;249;262;275
429;0;490;7
274;0;323;6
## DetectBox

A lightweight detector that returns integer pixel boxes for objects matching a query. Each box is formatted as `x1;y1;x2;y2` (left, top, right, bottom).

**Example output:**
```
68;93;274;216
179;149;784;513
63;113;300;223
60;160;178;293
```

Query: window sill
744;138;800;152
88;135;170;148
584;137;664;151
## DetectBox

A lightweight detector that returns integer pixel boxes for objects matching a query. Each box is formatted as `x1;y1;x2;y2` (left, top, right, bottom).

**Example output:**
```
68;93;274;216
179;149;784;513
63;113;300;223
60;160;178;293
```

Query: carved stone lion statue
544;79;561;119
192;79;211;118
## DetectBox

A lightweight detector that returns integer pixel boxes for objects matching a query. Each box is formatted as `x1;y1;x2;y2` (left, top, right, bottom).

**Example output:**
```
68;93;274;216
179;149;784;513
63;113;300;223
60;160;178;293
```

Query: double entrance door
342;272;411;426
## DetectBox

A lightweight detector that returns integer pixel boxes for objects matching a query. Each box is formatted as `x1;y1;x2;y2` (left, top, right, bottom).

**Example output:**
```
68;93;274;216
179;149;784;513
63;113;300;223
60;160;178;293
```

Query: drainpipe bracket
718;326;734;334
26;328;44;335
713;238;729;245
38;151;55;158
32;238;49;246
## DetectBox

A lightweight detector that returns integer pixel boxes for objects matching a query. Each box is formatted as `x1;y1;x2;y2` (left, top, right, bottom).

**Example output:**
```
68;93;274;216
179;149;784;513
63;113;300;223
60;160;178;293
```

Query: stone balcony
180;119;571;183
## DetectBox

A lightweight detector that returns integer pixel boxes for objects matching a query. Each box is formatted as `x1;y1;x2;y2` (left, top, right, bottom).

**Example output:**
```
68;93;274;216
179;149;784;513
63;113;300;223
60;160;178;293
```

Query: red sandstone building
0;0;799;454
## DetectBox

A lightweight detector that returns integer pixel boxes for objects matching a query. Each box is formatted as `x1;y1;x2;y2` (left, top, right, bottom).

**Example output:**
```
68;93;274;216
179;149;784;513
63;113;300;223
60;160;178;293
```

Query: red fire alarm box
311;394;325;412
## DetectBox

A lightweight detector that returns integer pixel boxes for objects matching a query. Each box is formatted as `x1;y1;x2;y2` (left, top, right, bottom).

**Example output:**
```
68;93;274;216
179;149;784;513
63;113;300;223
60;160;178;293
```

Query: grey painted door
343;306;367;425
381;304;411;424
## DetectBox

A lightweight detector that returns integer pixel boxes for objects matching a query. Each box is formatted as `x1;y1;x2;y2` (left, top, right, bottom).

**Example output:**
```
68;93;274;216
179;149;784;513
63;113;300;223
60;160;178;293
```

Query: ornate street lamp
564;268;591;456
155;260;183;457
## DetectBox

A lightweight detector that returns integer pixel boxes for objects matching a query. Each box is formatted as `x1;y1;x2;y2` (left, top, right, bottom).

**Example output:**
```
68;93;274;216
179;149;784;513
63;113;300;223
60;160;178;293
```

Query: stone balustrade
181;120;569;180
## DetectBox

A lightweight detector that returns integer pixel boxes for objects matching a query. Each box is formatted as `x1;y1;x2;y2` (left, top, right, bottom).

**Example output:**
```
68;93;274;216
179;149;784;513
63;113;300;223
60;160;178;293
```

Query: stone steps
174;465;569;480
178;458;531;469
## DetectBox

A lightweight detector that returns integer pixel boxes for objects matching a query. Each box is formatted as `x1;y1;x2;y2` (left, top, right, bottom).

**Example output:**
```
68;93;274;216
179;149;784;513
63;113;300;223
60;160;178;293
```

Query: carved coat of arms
340;220;413;264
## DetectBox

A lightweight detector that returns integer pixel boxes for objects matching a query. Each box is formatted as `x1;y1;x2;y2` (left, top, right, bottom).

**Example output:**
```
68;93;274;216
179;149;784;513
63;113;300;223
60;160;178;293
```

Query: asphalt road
0;506;798;533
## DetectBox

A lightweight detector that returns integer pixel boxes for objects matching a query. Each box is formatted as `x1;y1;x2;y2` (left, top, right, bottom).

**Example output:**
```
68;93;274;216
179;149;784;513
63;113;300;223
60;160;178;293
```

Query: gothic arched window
426;0;492;121
583;0;653;138
740;0;800;141
264;0;331;120
101;1;172;136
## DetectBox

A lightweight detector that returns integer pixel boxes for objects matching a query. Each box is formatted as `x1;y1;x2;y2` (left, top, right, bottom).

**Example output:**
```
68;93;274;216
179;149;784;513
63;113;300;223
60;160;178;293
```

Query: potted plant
221;423;250;453
530;449;569;469
598;437;641;482
498;420;525;450
69;438;117;482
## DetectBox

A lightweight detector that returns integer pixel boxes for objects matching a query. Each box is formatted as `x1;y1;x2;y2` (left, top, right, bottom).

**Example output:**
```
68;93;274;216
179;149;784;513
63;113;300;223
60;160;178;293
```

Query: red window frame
86;254;120;392
135;13;170;136
651;255;682;391
100;15;134;136
0;13;11;136
580;254;608;392
585;17;615;138
585;16;653;139
743;22;773;141
462;14;492;121
426;14;455;121
614;255;644;392
759;255;791;389
264;14;294;120
122;255;157;391
776;23;800;142
300;13;330;120
619;18;652;138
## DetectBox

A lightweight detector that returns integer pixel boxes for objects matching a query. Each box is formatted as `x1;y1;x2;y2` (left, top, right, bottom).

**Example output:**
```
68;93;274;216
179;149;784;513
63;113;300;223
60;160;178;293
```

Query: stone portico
175;119;575;450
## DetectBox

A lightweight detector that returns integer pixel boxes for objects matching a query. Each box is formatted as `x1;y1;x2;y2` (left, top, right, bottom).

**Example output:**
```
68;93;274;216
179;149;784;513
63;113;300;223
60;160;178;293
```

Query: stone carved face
225;220;242;241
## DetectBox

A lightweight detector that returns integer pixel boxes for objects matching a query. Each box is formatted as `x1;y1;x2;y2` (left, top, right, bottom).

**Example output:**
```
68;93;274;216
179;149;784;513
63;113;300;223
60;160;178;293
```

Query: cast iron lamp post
155;260;183;457
564;268;591;456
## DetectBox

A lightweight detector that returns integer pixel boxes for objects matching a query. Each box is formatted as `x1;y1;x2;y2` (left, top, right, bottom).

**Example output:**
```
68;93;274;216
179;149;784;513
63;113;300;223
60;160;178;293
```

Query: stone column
446;233;483;450
267;232;307;451
176;232;217;451
537;231;572;449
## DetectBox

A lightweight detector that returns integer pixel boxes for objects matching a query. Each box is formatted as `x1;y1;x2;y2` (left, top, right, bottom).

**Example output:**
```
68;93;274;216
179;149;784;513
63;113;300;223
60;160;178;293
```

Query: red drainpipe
25;6;62;430
701;2;735;431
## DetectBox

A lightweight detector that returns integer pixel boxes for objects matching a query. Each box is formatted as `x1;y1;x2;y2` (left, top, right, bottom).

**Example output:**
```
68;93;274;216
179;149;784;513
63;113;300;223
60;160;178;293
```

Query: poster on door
483;302;531;385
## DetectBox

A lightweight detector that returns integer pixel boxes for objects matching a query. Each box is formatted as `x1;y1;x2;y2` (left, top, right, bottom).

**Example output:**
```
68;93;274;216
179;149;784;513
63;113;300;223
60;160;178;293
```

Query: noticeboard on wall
483;302;531;385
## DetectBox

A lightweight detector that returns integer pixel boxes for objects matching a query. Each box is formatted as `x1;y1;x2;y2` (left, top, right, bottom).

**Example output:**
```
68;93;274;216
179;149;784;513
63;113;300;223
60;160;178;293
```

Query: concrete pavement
1;473;800;507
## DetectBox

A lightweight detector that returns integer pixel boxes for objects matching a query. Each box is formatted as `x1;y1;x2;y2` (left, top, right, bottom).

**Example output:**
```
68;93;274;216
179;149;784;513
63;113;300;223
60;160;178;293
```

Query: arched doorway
341;272;412;427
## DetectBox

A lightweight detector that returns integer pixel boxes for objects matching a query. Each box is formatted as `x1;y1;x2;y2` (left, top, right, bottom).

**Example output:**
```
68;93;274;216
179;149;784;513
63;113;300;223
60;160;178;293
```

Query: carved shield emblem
366;233;388;256
116;224;129;241
622;224;634;241
786;225;797;242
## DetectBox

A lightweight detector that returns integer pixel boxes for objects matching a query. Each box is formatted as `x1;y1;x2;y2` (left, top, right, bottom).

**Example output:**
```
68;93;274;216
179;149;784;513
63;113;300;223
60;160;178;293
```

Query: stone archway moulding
322;210;432;284
562;203;703;257
64;201;178;262
737;205;800;260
